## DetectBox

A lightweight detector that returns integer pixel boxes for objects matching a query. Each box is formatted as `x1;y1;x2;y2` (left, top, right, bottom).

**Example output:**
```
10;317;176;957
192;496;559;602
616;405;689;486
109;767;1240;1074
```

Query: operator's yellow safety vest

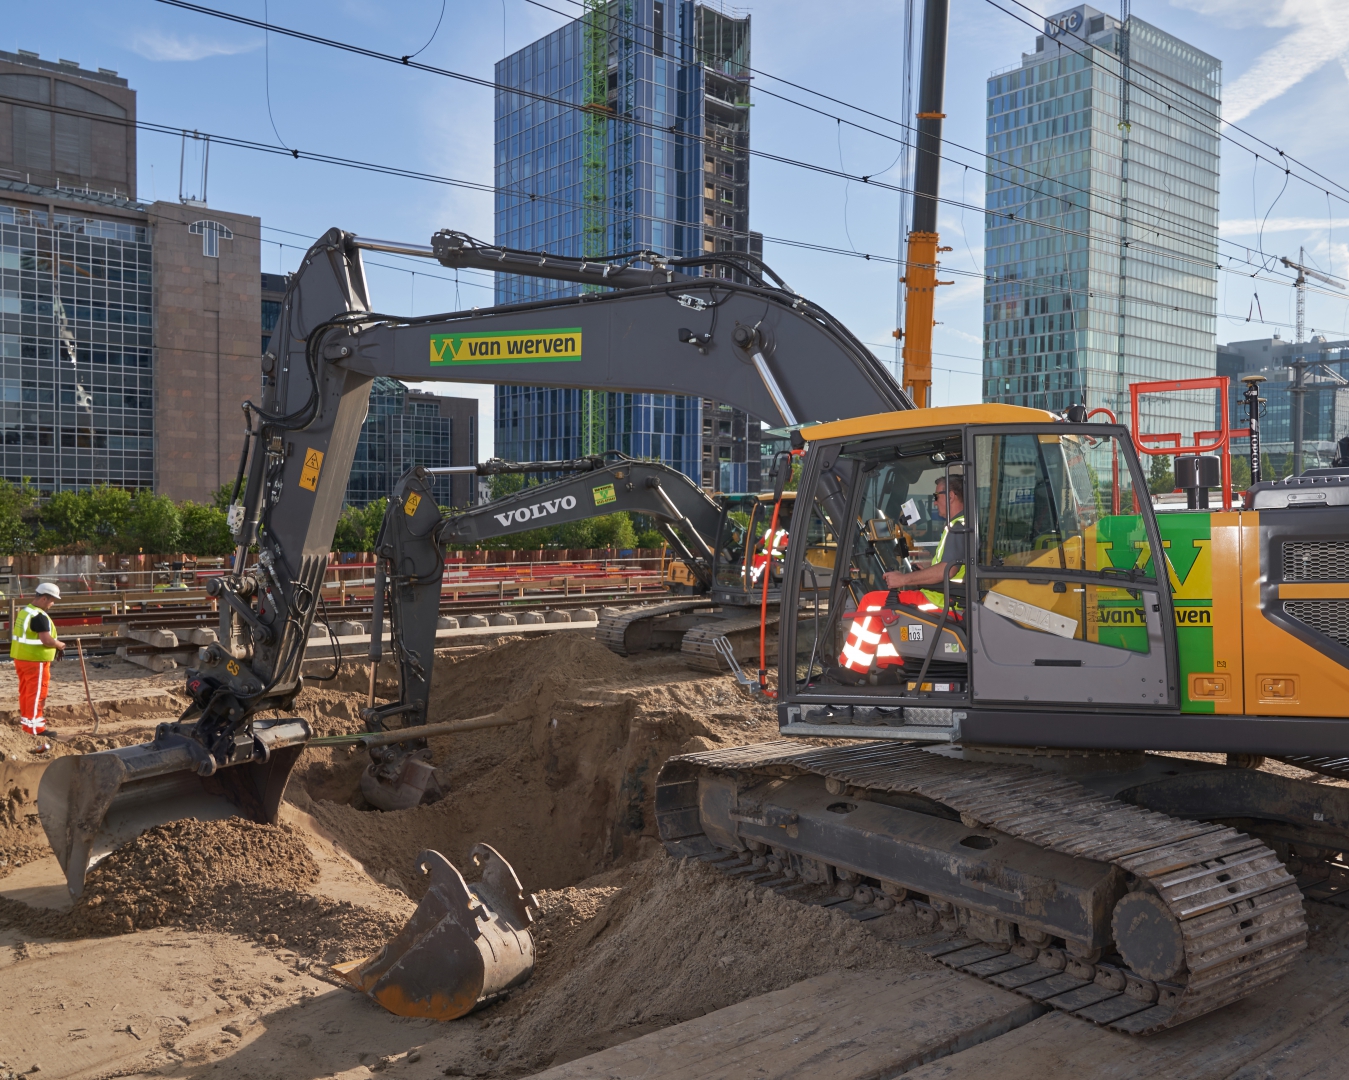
10;604;55;662
920;514;966;610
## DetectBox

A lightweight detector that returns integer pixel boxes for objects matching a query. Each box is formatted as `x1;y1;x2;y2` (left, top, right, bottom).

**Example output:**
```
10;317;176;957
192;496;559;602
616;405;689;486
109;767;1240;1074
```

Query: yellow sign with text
404;492;422;516
298;448;324;492
429;329;582;365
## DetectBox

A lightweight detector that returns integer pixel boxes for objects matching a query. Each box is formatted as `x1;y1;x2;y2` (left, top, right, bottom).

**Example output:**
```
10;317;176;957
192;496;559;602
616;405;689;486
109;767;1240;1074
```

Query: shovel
333;843;537;1020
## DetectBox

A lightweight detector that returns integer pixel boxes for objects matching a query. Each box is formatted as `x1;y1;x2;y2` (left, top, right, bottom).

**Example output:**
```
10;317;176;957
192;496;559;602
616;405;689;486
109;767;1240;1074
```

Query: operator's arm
884;563;949;589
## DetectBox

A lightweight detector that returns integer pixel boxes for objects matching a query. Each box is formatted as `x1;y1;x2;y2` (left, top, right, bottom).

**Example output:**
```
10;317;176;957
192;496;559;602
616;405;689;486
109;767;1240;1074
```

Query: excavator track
596;601;780;672
657;741;1306;1033
596;600;720;655
680;611;781;673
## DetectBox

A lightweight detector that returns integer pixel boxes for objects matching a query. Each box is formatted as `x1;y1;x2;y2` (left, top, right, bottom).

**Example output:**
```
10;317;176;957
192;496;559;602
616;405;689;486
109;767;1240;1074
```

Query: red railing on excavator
1128;377;1250;512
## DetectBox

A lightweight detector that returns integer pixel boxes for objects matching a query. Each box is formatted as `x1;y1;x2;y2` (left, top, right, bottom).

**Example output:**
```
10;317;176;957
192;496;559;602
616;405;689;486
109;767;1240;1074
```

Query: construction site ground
0;633;1344;1080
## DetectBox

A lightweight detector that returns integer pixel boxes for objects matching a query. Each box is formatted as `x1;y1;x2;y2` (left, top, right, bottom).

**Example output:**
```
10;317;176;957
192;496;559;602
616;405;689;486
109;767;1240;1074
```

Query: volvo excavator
34;227;1349;1031
33;227;903;1020
384;450;801;673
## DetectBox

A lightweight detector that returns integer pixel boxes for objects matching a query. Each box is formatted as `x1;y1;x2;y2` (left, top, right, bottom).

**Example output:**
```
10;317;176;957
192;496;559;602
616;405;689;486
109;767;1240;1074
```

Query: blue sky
16;0;1349;453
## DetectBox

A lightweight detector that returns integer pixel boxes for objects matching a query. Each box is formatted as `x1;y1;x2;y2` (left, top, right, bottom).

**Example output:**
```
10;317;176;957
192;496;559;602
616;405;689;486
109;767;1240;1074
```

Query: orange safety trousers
15;659;50;734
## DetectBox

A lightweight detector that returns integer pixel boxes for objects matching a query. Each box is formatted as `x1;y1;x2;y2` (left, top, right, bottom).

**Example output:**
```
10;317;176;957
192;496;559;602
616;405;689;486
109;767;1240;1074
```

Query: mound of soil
438;855;934;1075
1;818;408;965
303;635;777;895
76;818;320;933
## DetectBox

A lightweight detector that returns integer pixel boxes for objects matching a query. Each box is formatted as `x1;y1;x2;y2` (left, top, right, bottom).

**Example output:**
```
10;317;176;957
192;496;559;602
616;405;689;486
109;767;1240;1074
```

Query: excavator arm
362;453;728;806
201;227;907;747
37;225;909;900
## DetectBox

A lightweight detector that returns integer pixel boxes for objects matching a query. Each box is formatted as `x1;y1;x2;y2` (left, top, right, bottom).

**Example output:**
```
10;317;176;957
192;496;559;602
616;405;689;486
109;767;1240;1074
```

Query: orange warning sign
299;447;324;492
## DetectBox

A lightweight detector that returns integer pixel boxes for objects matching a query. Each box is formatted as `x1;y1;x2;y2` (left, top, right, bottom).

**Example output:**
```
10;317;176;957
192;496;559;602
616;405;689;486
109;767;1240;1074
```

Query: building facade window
492;1;761;491
0;201;153;492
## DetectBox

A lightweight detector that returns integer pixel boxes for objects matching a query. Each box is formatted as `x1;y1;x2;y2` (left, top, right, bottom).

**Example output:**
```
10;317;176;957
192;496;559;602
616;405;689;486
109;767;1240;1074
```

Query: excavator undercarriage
656;741;1338;1032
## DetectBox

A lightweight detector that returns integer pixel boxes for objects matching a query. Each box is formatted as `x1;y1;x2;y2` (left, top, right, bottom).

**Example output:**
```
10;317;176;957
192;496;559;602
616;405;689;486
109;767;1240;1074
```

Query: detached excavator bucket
333;844;536;1020
36;718;311;898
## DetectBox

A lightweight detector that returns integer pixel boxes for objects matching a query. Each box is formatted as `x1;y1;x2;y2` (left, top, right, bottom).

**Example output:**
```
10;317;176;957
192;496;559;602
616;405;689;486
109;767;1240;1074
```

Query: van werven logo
429;329;582;365
493;495;578;528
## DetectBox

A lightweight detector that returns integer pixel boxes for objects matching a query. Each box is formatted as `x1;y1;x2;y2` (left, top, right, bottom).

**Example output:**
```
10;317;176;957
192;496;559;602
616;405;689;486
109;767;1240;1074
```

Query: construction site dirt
3;632;1349;1080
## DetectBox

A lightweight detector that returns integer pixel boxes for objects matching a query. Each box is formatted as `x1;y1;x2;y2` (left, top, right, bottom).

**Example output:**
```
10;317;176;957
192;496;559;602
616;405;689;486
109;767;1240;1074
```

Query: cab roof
800;404;1058;442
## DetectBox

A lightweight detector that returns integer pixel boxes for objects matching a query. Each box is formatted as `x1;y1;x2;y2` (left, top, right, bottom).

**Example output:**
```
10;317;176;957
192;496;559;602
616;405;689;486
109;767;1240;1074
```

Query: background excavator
34;226;909;1020
386;450;802;675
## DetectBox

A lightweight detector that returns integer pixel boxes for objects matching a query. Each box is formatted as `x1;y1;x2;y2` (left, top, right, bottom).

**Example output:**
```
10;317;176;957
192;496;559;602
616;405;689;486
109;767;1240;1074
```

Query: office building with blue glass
493;0;762;491
983;5;1221;437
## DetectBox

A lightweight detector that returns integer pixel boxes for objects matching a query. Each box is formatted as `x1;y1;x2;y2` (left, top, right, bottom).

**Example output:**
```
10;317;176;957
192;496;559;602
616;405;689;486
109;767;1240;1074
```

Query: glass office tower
494;1;761;490
983;5;1221;438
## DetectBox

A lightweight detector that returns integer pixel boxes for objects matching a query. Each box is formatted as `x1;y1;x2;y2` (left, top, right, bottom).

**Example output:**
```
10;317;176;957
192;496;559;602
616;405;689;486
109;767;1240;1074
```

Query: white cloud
1220;216;1341;237
130;29;261;62
1175;0;1349;122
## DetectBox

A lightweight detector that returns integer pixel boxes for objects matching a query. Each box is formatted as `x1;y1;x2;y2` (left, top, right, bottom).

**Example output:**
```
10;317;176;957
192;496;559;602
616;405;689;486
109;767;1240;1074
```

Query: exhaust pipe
37;717;311;898
333;844;536;1020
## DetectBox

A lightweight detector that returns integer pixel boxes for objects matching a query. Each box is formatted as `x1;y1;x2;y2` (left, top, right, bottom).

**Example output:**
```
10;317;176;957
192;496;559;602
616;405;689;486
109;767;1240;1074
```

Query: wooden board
523;968;1041;1080
903;902;1349;1080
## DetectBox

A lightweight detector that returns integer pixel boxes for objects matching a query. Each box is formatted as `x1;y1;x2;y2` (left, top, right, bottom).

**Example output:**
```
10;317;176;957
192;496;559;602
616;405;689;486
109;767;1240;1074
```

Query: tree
127;491;182;553
1230;455;1252;492
179;502;234;556
332;499;389;553
41;489;92;550
211;477;245;512
0;479;37;554
1148;454;1174;495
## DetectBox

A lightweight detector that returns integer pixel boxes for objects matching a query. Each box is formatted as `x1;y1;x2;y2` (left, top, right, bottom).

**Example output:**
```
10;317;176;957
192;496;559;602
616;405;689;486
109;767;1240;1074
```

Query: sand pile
0;818;409;965
438;855;933;1075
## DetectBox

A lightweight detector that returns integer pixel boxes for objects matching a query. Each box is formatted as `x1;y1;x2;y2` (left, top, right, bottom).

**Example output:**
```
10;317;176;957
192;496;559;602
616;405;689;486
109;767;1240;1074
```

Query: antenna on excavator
898;0;954;409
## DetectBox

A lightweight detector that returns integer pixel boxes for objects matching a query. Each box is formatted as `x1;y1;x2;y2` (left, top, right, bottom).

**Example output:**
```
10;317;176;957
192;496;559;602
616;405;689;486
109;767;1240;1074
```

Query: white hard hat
35;582;60;599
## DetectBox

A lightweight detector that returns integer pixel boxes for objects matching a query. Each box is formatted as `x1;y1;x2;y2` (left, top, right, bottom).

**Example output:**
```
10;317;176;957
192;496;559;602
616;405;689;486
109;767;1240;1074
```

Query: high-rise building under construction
982;5;1221;436
493;1;763;491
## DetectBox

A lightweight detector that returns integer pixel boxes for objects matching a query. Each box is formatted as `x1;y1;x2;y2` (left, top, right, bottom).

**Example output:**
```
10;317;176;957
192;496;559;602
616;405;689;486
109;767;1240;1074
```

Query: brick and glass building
0;48;264;502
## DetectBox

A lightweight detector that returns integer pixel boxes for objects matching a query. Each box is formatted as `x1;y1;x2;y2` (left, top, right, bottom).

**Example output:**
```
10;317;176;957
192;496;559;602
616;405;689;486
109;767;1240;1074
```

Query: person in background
11;582;65;735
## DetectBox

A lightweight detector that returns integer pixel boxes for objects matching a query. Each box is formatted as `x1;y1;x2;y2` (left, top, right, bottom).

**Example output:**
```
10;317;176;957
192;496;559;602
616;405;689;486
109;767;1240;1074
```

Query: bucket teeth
334;844;537;1021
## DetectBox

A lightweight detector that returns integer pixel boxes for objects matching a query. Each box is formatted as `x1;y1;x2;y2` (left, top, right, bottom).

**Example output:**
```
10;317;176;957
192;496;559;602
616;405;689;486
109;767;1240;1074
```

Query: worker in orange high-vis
837;475;967;676
11;582;65;735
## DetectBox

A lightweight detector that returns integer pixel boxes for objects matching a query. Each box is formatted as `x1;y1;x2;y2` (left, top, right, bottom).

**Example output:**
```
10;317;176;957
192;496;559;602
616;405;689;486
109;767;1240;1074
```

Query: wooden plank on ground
903;903;1349;1080
523;969;1040;1080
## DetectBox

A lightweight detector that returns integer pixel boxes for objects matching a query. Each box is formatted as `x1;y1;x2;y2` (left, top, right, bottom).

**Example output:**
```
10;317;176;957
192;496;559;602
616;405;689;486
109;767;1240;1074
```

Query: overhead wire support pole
901;0;951;409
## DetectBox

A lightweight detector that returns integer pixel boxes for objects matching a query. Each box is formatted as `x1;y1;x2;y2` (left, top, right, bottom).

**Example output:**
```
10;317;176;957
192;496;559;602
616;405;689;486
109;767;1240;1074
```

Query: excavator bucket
333;844;536;1020
36;718;311;898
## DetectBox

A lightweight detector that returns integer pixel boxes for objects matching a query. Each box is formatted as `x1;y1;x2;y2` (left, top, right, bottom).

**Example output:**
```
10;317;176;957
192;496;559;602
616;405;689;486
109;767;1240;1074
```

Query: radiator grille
1283;542;1349;582
1284;600;1349;648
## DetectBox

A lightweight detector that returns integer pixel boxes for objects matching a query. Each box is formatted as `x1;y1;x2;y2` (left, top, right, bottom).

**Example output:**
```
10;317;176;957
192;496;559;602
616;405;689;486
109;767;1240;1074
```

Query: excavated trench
0;634;937;1077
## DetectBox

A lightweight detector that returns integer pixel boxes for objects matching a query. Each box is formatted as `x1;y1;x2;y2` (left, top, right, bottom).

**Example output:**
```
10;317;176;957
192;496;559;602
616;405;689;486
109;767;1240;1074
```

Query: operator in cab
883;473;965;613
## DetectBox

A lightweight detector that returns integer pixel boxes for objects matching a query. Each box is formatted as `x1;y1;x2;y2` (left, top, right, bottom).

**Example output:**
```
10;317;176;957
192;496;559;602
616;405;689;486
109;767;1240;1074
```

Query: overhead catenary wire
150;0;1341;317
520;0;1341;282
153;0;1341;279
7;102;1340;325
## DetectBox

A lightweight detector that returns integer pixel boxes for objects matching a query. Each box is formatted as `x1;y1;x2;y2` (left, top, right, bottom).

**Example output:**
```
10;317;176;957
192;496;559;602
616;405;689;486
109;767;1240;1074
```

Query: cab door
967;427;1177;709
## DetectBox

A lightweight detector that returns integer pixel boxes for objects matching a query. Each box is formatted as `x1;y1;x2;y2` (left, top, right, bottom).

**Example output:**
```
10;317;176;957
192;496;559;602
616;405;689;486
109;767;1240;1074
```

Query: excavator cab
710;492;798;603
777;406;1176;737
